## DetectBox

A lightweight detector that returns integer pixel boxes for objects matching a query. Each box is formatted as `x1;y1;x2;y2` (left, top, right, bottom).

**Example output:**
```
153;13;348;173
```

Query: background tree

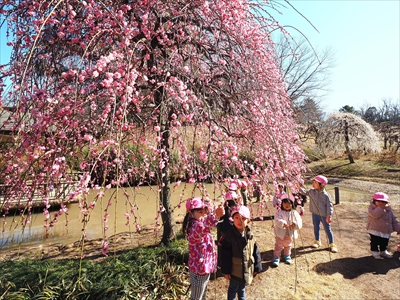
273;36;335;103
272;35;334;123
0;0;307;248
358;98;400;150
294;97;324;142
339;105;357;114
317;112;381;163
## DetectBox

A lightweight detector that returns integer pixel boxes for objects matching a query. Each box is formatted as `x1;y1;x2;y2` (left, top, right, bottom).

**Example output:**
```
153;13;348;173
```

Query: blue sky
271;0;400;114
1;1;399;114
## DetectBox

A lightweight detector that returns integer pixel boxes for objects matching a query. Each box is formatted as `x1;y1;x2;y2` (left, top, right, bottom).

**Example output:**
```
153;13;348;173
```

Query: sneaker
272;258;280;267
329;243;338;253
284;256;292;265
380;250;393;259
312;240;322;248
372;251;383;259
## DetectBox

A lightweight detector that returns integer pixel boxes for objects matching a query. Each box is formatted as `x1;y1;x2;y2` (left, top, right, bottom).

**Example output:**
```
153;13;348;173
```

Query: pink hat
373;192;389;202
231;205;250;219
228;182;238;191
312;175;328;185
238;180;248;188
280;193;295;203
185;197;205;211
225;191;238;200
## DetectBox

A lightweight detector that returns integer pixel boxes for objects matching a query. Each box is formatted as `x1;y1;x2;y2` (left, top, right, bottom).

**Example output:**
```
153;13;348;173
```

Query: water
325;186;372;204
0;183;222;249
0;183;372;249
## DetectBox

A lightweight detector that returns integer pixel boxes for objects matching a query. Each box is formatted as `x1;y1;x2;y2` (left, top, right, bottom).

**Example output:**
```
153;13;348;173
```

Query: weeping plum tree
0;0;307;248
317;112;381;163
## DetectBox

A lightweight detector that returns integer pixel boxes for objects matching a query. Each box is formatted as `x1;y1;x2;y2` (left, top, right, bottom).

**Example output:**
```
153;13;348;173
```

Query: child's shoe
284;256;292;265
380;250;393;259
329;243;338;253
272;257;280;267
312;240;322;248
372;251;383;259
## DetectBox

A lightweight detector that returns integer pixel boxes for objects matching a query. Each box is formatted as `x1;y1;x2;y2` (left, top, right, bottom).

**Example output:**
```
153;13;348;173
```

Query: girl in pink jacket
182;197;224;300
367;192;400;259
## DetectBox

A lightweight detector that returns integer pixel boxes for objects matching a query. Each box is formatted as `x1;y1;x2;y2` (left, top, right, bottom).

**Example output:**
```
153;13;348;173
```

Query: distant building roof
0;108;15;133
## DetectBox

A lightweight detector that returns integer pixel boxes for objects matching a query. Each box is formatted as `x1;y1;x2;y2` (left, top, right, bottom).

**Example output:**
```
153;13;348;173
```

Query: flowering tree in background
0;0;307;248
317;112;381;163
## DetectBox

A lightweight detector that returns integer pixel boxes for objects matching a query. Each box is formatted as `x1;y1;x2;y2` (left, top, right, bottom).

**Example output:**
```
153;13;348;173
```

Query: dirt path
207;203;400;299
206;184;400;300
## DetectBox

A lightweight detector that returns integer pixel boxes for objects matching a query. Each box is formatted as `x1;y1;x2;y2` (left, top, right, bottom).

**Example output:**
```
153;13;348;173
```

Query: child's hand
215;205;225;218
224;274;231;281
376;201;389;209
284;223;294;229
326;215;332;224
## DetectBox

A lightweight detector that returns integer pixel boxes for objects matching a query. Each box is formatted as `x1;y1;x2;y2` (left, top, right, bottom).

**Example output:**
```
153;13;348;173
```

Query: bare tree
358;98;400;150
294;97;324;142
273;36;336;106
318;112;381;163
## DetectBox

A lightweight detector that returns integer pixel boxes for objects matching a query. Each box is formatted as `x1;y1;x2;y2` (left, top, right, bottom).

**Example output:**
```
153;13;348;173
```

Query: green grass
0;237;189;300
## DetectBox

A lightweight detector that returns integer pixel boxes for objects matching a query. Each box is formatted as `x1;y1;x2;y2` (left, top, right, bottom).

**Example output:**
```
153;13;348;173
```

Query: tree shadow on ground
294;245;331;256
310;163;352;175
314;253;400;279
252;215;274;222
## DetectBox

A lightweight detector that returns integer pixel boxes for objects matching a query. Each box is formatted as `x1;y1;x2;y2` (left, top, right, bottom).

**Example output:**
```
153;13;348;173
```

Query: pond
0;183;372;249
0;183;221;249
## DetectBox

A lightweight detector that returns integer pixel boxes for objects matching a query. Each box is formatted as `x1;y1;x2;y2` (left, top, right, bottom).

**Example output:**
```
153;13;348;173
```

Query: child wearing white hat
272;194;303;267
367;192;400;259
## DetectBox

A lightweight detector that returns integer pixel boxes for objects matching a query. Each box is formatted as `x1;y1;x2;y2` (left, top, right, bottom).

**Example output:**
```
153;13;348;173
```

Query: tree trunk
159;105;176;245
344;120;355;164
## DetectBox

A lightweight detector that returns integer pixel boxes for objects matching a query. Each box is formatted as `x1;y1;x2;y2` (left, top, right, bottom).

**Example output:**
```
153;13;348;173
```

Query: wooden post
334;187;340;205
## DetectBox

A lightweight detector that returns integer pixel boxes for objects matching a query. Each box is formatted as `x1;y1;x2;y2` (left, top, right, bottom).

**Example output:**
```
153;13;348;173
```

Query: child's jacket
307;189;333;217
367;201;400;234
274;209;303;240
220;225;262;286
187;214;219;275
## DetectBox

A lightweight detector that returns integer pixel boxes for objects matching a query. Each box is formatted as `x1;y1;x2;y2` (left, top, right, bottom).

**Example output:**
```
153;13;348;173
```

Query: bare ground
207;196;400;300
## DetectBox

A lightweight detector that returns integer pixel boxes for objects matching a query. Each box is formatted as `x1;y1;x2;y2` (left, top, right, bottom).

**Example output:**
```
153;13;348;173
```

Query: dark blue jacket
221;225;262;286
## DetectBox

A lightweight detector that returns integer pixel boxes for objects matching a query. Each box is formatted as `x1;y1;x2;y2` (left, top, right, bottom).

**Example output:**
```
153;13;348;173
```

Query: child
217;191;238;267
220;205;262;300
237;180;249;206
304;175;338;253
272;183;286;209
217;191;239;241
272;194;303;267
182;197;225;300
367;192;400;259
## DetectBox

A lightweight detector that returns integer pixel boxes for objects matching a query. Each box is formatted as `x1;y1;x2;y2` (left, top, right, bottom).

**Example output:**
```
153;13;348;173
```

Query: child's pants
189;271;210;300
274;235;293;258
228;278;246;300
312;213;334;244
369;234;389;252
